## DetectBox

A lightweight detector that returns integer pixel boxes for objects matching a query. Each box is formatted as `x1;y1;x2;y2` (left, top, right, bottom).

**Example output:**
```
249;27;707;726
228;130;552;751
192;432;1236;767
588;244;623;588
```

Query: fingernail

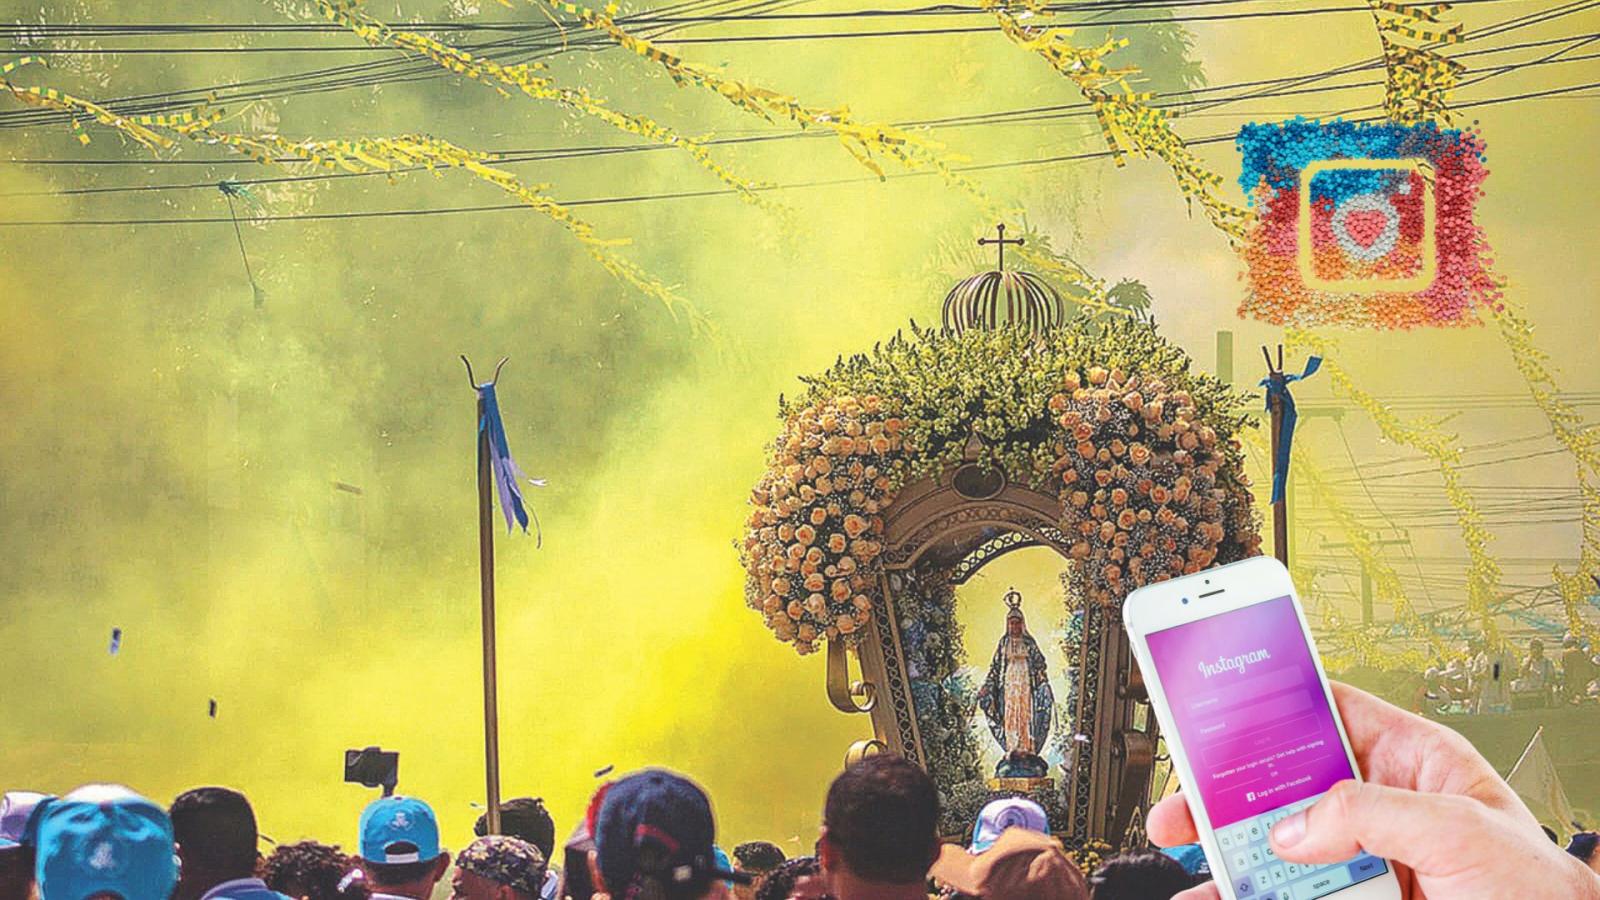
1272;811;1307;848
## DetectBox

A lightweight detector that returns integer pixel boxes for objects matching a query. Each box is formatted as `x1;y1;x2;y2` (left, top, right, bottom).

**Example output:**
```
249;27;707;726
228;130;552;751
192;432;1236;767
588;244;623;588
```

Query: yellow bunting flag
0;56;172;150
516;0;981;200
316;0;767;207
980;0;1254;243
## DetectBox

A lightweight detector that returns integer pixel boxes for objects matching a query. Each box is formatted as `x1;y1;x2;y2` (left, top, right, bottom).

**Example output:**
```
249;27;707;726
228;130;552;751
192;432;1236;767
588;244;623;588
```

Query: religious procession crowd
5;684;1600;900
1417;633;1600;714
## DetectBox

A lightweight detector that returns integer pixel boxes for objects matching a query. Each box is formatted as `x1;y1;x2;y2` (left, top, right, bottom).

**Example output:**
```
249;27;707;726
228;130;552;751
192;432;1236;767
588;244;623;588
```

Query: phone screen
1146;595;1389;899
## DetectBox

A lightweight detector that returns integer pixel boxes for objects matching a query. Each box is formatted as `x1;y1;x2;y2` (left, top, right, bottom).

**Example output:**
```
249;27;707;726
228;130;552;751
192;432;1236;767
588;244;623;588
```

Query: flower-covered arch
741;320;1260;652
739;319;1263;843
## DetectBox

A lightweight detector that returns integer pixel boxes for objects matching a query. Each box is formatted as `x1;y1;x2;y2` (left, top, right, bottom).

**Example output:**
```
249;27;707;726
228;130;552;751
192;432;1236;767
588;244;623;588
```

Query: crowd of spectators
3;684;1599;900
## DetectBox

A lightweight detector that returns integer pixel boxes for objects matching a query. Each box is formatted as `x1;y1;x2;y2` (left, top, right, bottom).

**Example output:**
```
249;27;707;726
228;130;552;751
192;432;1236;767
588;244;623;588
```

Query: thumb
1270;780;1489;873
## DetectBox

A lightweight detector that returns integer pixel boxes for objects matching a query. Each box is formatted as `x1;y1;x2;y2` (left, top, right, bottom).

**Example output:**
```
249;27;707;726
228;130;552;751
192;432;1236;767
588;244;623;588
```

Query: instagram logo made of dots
1235;119;1499;329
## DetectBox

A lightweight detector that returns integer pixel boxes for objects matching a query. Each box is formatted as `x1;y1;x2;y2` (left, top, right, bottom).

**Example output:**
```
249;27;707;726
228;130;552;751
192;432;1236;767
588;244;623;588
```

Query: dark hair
822;755;939;885
260;841;369;900
1568;831;1600;863
0;846;36;883
733;841;787;875
364;856;436;888
1089;850;1195;900
170;787;260;877
558;831;597;900
475;798;556;865
754;857;824;900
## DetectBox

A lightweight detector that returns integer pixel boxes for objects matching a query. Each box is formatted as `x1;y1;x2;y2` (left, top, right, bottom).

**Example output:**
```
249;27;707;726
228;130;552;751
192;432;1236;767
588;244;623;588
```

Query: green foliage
785;318;1256;493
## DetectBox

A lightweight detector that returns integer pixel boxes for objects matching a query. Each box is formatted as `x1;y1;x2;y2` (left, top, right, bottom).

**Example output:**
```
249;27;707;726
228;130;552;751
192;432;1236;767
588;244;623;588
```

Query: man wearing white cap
966;798;1049;855
0;791;56;900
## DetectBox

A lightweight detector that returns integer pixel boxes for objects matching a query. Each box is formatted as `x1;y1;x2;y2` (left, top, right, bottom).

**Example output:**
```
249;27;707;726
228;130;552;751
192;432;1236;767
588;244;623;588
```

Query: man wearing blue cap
0;791;56;900
357;797;451;900
32;784;178;900
589;769;746;900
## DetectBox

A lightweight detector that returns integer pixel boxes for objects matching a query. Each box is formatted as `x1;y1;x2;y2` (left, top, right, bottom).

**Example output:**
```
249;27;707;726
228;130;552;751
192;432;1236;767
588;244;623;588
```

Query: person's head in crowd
473;800;555;871
731;842;785;878
0;791;55;900
450;836;545;900
930;828;1086;900
589;770;743;900
730;842;785;900
967;798;1048;855
260;841;369;900
1567;831;1600;876
170;786;278;900
1087;848;1194;900
586;770;741;900
817;755;940;900
33;785;178;900
752;857;830;900
1529;638;1546;660
555;785;612;900
356;797;450;900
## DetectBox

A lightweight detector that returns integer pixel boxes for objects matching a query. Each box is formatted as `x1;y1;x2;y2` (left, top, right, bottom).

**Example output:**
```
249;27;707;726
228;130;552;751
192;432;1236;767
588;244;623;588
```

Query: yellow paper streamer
518;0;980;197
1367;0;1464;125
1242;428;1443;665
317;0;767;207
181;126;713;333
1493;302;1600;640
0;56;172;149
0;62;713;334
1287;329;1501;640
981;0;1255;242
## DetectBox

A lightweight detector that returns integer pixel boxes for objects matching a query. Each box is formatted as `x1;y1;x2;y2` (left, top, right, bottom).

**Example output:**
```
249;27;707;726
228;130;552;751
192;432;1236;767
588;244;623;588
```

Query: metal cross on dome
978;223;1024;271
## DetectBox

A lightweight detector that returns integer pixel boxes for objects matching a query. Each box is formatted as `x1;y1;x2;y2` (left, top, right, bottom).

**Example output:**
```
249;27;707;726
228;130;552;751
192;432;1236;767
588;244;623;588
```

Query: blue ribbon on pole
1261;356;1322;505
476;381;545;545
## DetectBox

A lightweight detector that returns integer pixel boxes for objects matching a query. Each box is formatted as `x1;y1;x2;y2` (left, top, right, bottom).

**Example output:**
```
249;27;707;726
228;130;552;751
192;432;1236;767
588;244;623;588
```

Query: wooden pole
475;391;504;835
1264;346;1289;567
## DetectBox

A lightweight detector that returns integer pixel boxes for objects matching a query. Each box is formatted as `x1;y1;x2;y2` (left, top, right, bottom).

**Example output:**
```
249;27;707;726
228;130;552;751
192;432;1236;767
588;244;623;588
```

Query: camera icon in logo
1296;158;1437;294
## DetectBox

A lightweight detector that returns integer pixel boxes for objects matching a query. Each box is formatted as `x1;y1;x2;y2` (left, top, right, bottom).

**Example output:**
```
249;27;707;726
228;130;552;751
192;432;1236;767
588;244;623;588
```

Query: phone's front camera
1181;597;1190;605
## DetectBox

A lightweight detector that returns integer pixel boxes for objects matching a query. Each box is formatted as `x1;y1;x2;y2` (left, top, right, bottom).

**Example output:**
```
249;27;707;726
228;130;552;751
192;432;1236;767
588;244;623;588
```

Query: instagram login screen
1146;596;1351;827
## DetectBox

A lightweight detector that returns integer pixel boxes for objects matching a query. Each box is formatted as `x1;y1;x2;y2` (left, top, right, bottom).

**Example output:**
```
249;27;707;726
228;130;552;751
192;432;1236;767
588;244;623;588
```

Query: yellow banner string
515;0;981;199
1370;0;1600;640
1367;0;1463;125
0;60;714;336
980;0;1255;243
1287;329;1501;641
179;125;715;334
0;56;172;150
1243;428;1444;666
316;0;768;208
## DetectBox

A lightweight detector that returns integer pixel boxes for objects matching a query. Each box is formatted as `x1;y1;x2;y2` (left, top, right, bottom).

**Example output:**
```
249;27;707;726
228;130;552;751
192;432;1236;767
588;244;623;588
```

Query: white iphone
1123;556;1402;900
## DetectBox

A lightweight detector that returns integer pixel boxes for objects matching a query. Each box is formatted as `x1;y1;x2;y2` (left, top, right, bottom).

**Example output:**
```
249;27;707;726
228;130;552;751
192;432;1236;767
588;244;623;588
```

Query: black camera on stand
344;746;399;797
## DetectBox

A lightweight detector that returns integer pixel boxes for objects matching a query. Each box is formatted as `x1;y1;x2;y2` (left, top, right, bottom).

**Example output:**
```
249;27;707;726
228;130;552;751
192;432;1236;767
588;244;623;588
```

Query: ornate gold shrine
825;448;1160;846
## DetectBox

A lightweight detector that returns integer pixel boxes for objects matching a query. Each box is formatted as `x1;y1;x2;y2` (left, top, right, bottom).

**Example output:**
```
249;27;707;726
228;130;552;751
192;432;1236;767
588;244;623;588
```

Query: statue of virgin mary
976;589;1054;776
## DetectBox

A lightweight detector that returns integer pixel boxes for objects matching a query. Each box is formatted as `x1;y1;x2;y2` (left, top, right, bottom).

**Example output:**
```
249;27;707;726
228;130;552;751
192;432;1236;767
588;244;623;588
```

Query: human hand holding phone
1149;682;1600;900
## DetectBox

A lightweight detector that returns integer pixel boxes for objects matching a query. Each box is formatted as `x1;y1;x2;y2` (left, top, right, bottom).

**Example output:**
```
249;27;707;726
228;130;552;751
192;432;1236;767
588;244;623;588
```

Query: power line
0;0;1532;41
1;0;1585;134
4;23;1594;209
0;2;1534;52
12;45;1596;199
3;75;1594;227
